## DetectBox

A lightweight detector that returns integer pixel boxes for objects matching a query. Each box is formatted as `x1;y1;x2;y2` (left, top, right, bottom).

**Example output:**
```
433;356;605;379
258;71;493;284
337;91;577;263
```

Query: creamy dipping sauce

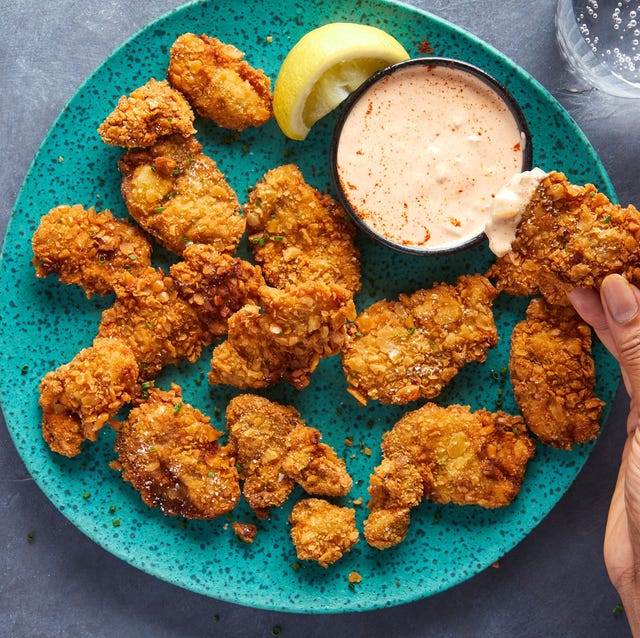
485;168;548;257
334;61;529;252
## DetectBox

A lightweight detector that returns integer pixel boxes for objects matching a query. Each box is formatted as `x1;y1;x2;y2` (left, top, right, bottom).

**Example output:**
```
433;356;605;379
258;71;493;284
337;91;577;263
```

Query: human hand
568;274;640;636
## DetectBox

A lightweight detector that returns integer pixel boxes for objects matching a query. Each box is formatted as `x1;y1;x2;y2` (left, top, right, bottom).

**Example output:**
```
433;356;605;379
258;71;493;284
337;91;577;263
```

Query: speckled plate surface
0;0;619;614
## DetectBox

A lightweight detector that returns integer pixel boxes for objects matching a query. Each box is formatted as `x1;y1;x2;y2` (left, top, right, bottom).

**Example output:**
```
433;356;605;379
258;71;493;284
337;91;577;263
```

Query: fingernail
602;275;639;324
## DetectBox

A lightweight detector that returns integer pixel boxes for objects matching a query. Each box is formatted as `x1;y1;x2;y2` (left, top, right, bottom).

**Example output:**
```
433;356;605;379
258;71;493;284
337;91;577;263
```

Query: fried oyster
226;394;301;517
341;274;499;405
98;267;206;380
364;403;535;549
32;204;153;297
170;243;265;343
289;498;359;568
363;456;423;550
209;282;356;390
119;134;245;256
98;78;196;148
510;298;604;449
489;171;640;293
168;32;272;131
113;384;240;519
244;164;361;295
385;403;534;507
226;394;352;517
282;425;352;498
40;337;138;457
486;255;572;306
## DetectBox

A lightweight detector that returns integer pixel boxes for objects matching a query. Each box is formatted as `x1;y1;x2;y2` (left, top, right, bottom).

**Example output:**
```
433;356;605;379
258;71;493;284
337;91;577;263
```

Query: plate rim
0;0;618;613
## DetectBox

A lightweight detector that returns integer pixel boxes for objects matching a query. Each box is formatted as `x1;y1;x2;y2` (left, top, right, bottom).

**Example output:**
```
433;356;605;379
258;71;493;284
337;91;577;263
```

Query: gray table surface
2;1;639;636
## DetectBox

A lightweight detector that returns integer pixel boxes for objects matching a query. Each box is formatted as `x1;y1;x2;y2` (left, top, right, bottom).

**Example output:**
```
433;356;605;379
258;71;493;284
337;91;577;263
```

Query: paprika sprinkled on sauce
333;60;530;253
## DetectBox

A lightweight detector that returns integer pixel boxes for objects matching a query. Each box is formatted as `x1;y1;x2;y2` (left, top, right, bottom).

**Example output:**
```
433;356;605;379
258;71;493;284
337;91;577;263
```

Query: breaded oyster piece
119;134;245;256
209;282;356;390
225;394;301;517
32;204;152;297
382;403;535;509
168;32;272;130
363;456;423;550
40;337;138;457
282;425;352;498
341;274;498;405
244;164;361;295
510;298;604;449
170;243;265;343
489;171;640;291
226;394;353;517
98;267;206;380
114;384;240;519
486;254;572;306
289;498;359;568
363;403;534;549
98;78;196;147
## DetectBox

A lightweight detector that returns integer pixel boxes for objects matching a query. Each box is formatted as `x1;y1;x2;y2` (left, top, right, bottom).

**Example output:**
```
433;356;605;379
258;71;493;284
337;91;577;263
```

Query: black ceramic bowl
330;57;533;256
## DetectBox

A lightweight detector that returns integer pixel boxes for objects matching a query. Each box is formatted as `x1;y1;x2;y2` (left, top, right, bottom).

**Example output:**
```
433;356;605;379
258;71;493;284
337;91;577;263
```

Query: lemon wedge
273;23;410;140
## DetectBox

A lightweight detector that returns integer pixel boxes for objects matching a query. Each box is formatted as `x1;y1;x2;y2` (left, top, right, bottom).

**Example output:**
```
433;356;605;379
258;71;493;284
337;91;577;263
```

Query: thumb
601;274;640;416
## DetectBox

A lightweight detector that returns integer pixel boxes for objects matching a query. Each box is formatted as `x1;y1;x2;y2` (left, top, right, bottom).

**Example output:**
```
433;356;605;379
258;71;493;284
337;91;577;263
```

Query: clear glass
556;0;640;97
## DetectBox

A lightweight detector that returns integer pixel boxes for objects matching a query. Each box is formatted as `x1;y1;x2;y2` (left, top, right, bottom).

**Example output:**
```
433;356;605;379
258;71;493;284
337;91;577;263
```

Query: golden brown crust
382;403;535;509
40;337;138;457
363;507;413;551
209;282;356;390
98;78;196;148
118;135;244;256
168;32;272;130
510;298;604;449
232;521;258;543
226;395;353;516
289;498;359;567
492;171;640;291
282;426;352;497
244;164;361;295
363;404;535;550
32;204;153;297
170;243;265;343
341;274;499;405
114;384;240;519
97;268;206;380
225;394;301;516
486;253;572;306
363;456;423;550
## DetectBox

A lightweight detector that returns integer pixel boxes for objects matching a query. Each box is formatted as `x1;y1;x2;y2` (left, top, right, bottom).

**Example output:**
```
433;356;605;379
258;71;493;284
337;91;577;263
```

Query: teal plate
0;0;620;614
